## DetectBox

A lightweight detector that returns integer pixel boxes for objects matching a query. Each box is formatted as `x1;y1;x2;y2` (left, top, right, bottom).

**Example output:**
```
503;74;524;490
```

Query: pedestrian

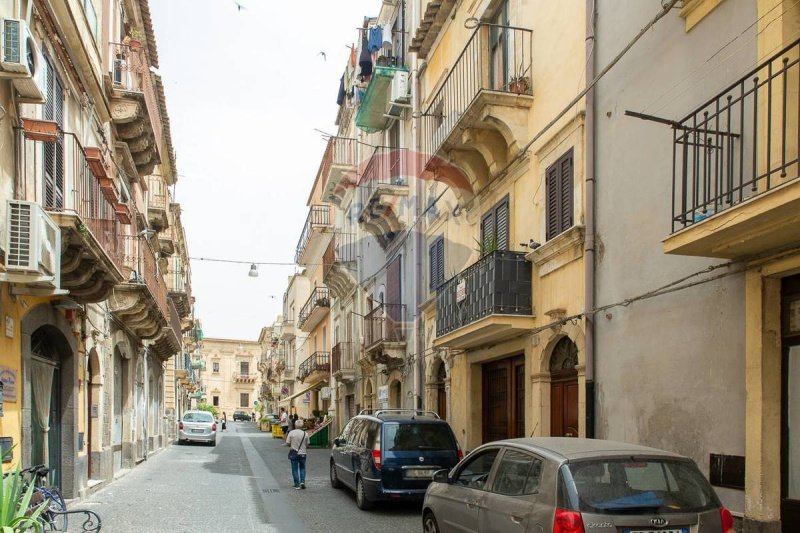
221;412;227;432
280;407;289;436
286;419;307;490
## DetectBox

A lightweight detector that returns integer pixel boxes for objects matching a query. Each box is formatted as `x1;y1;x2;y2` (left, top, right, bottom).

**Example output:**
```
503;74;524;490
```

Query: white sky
149;0;378;340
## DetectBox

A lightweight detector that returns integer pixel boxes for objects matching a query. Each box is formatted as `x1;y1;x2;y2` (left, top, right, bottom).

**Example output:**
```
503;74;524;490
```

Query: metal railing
295;204;331;263
420;24;532;164
331;342;356;374
364;303;406;348
671;38;800;232
166;268;186;293
233;372;256;382
358;147;407;208
109;42;163;157
436;250;532;337
298;351;331;382
298;287;331;329
319;136;359;189
120;234;170;320
15;129;125;271
168;299;181;341
323;232;356;279
147;175;168;212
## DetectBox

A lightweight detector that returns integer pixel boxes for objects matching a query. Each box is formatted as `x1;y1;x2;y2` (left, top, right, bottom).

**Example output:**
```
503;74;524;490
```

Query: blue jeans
290;455;306;486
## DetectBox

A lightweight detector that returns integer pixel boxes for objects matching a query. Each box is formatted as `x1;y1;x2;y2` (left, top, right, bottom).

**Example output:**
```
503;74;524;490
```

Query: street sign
456;279;466;302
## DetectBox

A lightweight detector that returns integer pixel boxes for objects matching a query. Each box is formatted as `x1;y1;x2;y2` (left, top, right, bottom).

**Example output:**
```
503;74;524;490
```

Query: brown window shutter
436;237;444;286
495;198;509;251
560;152;574;231
546;164;559;240
481;212;495;254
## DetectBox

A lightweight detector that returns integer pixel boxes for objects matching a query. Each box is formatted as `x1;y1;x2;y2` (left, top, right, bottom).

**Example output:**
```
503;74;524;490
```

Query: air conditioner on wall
2;200;61;289
390;70;410;104
0;18;47;103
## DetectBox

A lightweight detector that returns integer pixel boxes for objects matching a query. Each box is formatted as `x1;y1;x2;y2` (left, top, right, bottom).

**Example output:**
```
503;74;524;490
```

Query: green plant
0;450;47;532
127;28;145;41
473;236;499;256
196;402;218;419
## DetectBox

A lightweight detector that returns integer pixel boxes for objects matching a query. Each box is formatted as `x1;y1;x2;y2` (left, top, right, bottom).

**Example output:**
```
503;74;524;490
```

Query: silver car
178;410;217;446
422;438;734;533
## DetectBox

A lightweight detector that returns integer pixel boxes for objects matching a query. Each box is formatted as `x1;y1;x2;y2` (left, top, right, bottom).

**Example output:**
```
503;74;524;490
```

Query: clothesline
355;27;408;34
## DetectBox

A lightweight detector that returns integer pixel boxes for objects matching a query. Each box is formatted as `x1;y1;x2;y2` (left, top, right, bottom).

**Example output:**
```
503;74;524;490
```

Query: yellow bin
272;424;283;439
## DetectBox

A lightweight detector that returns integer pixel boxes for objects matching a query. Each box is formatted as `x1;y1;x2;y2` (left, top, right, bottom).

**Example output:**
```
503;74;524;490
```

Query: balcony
298;287;331;332
295;205;332;266
297;351;330;384
191;359;206;370
355;66;411;133
664;39;800;259
281;366;295;383
146;175;170;232
280;320;296;341
358;147;408;248
233;372;257;384
152;299;182;361
435;250;534;350
108;43;162;177
331;342;356;383
409;0;458;57
109;235;169;343
363;303;406;365
166;261;192;319
15;129;126;302
420;24;533;203
323;233;357;298
320;137;360;207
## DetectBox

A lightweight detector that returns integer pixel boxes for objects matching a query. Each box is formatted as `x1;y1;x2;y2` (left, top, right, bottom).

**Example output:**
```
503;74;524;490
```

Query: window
212;362;219;373
240;361;249;375
83;0;98;41
384;423;455;451
240;393;249;408
545;149;574;241
212;396;219;407
480;196;510;254
492;449;543;496
183;412;213;423
429;236;444;290
453;448;500;490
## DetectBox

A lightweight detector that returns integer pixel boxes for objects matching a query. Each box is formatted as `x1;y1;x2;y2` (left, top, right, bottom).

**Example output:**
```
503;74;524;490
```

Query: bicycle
20;465;67;532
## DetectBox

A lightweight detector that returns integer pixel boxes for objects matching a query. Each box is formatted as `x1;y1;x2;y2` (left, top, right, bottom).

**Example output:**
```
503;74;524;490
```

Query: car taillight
456;441;463;460
212;423;217;432
720;507;734;533
554;508;585;533
179;422;183;430
372;448;381;470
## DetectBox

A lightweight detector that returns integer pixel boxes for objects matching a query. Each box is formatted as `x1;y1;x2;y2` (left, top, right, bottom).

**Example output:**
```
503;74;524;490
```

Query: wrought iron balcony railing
298;351;331;382
331;342;356;374
420;24;532;164
298;287;331;329
358;147;407;208
320;137;359;186
671;38;800;232
364;303;406;348
120;234;170;320
436;250;532;337
295;204;332;264
323;232;356;279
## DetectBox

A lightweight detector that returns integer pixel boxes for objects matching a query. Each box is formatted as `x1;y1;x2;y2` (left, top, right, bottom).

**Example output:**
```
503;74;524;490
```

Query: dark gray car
422;438;735;533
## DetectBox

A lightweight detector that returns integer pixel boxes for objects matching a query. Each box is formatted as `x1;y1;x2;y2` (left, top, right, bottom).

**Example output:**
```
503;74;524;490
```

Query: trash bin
272;424;283;439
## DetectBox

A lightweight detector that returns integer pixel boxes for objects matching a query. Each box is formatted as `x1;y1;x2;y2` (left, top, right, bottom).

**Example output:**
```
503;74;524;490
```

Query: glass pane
493;450;541;496
383;423;455;451
788;345;800;499
454;449;499;490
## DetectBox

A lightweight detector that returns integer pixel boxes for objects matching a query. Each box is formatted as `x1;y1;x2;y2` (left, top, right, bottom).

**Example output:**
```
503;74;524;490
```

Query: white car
178;410;217;446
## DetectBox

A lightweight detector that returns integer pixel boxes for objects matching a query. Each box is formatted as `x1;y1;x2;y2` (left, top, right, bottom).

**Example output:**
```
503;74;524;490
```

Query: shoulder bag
288;431;306;460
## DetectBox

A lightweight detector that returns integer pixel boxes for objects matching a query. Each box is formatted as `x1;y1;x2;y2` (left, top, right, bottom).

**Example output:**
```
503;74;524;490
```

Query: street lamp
248;263;258;277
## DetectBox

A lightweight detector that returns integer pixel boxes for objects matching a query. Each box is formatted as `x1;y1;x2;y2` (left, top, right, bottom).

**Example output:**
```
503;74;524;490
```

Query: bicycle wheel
39;488;67;532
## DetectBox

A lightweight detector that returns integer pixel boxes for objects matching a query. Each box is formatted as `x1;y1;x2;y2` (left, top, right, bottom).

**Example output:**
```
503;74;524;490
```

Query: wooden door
482;355;525;443
782;275;800;530
550;377;579;437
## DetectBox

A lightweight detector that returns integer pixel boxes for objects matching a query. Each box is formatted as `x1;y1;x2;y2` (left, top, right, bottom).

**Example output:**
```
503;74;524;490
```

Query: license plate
405;469;436;478
625;529;688;533
191;429;204;434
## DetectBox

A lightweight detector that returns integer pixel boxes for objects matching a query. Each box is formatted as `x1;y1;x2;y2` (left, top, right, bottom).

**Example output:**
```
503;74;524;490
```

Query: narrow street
73;422;421;533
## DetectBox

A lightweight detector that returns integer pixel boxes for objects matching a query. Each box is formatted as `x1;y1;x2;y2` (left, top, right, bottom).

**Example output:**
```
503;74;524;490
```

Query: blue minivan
330;409;462;510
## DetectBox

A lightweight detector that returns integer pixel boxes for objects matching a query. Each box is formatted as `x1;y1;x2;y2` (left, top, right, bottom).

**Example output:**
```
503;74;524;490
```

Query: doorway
30;327;64;490
390;380;402;409
781;274;800;530
550;337;579;438
482;354;525;443
436;362;447;420
112;347;126;473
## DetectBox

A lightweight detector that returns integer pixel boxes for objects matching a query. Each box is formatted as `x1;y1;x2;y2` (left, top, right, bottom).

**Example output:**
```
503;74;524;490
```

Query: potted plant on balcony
508;63;531;95
124;28;145;50
21;118;59;142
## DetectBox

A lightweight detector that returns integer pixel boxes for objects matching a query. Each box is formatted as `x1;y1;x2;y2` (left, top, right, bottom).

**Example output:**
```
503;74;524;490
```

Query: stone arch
363;378;374;410
21;303;79;498
538;323;586;374
88;348;102;386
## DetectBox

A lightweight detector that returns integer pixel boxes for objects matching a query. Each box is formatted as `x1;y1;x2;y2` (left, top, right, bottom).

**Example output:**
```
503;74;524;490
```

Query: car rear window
183;412;213;423
383;423;455;452
566;458;719;514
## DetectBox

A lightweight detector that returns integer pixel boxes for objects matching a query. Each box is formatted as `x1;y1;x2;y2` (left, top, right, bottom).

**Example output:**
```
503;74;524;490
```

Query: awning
278;380;327;404
356;66;409;133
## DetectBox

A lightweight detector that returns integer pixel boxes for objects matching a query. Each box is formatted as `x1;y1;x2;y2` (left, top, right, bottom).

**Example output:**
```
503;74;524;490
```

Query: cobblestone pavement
71;421;421;532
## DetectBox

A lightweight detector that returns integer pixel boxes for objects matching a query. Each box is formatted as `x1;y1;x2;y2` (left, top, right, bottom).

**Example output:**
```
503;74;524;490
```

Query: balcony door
482;355;525;443
386;255;402;340
489;1;510;92
42;55;65;210
782;275;800;530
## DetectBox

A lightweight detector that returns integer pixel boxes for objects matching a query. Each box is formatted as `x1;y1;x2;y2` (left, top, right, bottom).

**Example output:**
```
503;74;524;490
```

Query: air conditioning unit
390;70;410;104
4;200;61;288
0;18;46;103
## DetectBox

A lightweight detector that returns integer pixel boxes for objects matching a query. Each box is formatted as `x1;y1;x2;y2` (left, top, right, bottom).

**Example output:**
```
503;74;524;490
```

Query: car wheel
355;476;373;510
330;461;342;489
210;439;217;447
422;512;440;533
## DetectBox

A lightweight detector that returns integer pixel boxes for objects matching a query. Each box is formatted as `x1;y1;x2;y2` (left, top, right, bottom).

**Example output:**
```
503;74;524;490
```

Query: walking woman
221;412;227;432
286;419;307;489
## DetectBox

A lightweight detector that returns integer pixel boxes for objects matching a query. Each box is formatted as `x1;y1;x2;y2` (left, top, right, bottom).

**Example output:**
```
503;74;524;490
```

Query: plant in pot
124;28;145;50
508;62;531;95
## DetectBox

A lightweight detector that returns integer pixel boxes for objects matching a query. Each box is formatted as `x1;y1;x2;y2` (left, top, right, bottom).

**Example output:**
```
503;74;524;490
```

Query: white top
286;429;308;455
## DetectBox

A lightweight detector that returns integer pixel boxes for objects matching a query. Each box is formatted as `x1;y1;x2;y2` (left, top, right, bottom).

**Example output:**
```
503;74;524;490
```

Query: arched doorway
364;380;373;410
549;337;579;438
112;346;128;473
435;362;447;419
30;326;67;490
87;348;101;480
389;380;402;409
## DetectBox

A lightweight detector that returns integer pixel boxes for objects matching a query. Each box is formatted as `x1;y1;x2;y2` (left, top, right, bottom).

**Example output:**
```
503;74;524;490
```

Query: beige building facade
203;338;261;419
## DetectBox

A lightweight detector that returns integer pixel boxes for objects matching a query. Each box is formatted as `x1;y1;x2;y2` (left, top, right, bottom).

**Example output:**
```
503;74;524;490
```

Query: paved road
72;421;421;532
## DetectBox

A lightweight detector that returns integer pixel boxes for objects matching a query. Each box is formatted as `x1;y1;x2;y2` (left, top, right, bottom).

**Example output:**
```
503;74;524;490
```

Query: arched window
549;337;578;376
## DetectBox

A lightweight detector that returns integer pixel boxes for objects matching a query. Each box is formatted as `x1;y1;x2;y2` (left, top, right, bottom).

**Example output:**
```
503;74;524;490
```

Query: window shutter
436;237;445;286
481;212;495;254
560;153;573;231
545;164;559;240
495;199;509;251
429;241;438;290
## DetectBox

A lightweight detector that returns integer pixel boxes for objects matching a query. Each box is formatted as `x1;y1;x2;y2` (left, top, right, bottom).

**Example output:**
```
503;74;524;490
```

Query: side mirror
432;469;450;484
334;438;344;447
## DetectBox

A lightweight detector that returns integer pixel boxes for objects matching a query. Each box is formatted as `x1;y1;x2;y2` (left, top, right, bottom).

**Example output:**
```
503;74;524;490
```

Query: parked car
330;409;462;510
178;410;217;446
422;437;735;533
233;410;251;421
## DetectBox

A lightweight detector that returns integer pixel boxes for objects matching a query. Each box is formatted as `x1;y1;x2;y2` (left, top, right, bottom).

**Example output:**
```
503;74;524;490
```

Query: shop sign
320;387;331;399
0;367;17;403
378;385;389;402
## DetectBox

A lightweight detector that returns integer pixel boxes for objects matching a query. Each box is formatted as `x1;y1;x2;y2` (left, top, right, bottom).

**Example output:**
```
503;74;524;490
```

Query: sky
149;0;378;341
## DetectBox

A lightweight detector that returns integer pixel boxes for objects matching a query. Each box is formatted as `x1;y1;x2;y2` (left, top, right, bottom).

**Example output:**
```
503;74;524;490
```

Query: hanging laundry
368;25;383;53
359;32;373;77
382;25;393;50
337;75;346;106
350;45;356;67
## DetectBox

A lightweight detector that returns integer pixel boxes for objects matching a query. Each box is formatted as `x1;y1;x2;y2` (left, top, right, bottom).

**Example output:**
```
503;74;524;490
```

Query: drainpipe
584;0;597;439
411;0;424;411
